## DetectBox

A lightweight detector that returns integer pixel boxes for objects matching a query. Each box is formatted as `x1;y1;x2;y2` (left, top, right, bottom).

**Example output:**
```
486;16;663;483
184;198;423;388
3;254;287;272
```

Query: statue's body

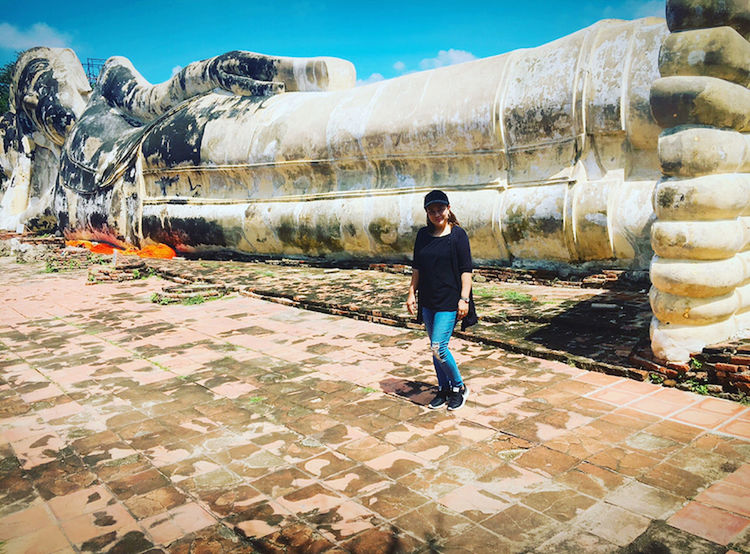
2;18;667;265
2;0;749;363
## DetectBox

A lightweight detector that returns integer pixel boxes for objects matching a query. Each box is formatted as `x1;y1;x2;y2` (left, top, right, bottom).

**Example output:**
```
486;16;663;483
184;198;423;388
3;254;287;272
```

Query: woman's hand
406;269;419;316
405;294;417;315
457;298;469;320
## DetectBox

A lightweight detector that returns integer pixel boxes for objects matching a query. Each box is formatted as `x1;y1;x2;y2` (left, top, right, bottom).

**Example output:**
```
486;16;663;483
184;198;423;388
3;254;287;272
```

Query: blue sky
1;0;664;85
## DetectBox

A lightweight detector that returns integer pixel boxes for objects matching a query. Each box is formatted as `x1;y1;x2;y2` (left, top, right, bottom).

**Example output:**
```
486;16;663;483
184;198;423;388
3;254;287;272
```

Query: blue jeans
422;307;464;389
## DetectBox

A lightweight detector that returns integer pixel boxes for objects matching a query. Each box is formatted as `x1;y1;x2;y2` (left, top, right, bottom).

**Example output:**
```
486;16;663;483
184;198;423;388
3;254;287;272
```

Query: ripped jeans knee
431;341;449;363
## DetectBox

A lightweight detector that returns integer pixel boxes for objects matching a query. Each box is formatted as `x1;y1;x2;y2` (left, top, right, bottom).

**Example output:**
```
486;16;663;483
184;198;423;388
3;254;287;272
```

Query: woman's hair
426;208;460;230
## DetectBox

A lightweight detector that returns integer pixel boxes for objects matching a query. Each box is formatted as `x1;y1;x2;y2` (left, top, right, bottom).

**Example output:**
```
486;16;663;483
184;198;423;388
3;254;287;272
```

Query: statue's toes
659;26;750;87
667;0;750;40
650;75;750;131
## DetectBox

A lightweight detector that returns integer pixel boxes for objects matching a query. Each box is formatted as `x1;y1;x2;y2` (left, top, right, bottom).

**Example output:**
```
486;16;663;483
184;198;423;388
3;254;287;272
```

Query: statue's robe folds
56;17;667;268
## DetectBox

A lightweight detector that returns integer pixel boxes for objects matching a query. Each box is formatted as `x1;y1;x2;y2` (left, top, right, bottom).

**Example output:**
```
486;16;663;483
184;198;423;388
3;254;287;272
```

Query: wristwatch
460;297;470;302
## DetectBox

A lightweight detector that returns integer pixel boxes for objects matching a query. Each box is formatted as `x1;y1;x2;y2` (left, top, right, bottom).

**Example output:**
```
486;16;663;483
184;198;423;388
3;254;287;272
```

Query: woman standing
406;190;477;411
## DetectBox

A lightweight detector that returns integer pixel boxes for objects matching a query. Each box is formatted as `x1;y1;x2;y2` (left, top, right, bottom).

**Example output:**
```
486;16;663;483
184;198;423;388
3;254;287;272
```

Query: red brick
629;353;664;373
729;356;750;366
665;368;679;379
716;363;742;373
629;368;649;381
730;372;750;384
667;362;691;372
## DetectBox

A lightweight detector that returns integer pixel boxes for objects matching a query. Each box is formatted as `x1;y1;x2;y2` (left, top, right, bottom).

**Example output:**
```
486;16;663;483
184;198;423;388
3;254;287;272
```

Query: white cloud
171;65;183;77
418;49;476;71
393;61;406;72
0;22;71;50
356;72;384;87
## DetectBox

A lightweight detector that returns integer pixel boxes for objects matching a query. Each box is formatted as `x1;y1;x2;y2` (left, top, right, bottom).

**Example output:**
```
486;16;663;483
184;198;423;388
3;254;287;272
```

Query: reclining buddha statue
1;0;748;362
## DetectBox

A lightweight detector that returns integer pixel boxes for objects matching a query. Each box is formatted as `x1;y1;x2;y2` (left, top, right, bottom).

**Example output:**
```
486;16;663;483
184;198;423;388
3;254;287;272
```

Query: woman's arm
457;271;472;319
406;269;419;315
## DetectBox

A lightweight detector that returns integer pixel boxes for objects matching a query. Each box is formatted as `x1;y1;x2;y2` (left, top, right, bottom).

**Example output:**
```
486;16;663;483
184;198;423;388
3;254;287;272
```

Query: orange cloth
65;240;176;259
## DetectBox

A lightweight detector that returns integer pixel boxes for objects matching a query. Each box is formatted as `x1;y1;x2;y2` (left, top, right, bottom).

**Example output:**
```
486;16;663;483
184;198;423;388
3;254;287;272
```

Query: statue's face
14;48;91;147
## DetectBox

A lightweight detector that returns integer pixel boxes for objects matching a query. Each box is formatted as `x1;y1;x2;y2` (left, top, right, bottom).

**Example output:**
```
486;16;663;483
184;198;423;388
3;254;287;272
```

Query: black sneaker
428;388;448;409
447;385;469;411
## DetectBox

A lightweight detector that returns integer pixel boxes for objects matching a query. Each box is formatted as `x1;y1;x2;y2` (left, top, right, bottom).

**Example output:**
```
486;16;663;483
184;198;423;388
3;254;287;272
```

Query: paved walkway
0;257;749;553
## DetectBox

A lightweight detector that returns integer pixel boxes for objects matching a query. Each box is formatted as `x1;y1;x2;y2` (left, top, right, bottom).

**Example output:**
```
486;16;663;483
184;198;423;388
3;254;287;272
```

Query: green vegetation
689;358;703;370
501;290;536;305
151;291;224;305
0;55;18;113
150;292;171;305
648;373;665;385
360;386;378;394
472;286;539;306
133;267;156;279
683;378;709;395
472;286;495;298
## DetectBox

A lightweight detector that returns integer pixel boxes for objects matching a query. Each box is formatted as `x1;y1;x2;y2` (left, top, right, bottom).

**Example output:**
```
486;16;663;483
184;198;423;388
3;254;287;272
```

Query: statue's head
10;47;91;147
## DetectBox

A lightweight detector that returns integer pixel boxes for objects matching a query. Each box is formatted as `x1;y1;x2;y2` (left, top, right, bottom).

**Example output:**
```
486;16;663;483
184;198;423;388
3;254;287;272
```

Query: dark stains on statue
504;205;561;245
187;175;200;194
368;217;414;252
143;215;241;250
142;109;205;168
13;52;76;145
100;63;141;116
209;51;284;96
278;215;343;253
156;175;179;196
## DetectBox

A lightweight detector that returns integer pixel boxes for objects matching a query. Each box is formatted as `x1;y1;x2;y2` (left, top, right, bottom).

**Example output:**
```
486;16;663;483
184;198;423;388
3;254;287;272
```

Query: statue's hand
210;51;285;97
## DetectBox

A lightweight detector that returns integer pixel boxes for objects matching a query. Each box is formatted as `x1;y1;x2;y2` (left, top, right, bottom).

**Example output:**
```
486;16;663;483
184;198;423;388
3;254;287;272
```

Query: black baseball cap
424;190;449;208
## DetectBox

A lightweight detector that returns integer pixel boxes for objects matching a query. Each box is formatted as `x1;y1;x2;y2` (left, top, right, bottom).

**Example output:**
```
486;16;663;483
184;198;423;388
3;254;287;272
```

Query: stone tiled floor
1;257;749;553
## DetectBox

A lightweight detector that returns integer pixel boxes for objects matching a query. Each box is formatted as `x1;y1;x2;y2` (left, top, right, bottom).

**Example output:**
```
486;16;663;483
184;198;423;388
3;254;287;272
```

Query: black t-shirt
412;226;473;311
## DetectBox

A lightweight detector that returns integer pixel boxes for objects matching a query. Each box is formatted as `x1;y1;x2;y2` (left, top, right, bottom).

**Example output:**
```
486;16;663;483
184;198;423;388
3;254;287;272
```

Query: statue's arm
99;50;355;121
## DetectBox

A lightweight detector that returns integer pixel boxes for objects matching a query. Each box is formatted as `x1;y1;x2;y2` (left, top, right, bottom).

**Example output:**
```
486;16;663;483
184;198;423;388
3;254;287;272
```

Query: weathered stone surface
654;174;750;222
650;219;745;260
650;255;748;298
650;76;750;131
660;26;750;86
621;520;726;553
667;0;750;39
650;286;739;326
659;127;750;177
